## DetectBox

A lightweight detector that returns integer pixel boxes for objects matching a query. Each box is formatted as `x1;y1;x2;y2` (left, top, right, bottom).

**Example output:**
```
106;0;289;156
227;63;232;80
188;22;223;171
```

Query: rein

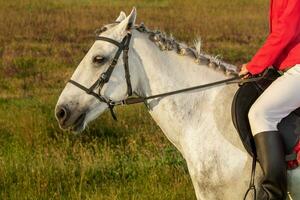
114;75;264;106
68;31;265;120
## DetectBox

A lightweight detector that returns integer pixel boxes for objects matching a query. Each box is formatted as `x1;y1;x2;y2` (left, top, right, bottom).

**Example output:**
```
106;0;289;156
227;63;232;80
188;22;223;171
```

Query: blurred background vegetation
0;0;268;199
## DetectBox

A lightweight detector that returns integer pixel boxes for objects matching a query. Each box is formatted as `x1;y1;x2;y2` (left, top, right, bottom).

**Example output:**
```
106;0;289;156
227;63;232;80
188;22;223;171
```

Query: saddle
231;68;300;169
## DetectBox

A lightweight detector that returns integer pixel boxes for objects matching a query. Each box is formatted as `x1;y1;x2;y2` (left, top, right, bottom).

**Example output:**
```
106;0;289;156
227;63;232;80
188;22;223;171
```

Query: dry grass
0;0;269;199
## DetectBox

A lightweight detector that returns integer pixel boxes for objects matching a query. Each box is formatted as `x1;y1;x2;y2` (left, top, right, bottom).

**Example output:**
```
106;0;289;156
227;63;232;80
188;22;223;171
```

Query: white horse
55;8;300;200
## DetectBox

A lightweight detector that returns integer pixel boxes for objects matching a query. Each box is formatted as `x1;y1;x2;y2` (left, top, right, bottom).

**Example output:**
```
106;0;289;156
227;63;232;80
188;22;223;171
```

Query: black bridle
68;33;133;120
68;30;267;121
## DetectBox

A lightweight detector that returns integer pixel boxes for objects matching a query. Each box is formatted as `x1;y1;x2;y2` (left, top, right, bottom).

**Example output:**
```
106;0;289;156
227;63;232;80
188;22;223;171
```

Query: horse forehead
86;41;114;57
100;25;120;38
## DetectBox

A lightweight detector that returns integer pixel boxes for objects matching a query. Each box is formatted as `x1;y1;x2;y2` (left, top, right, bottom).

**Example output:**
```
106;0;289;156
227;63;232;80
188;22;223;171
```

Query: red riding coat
246;0;300;75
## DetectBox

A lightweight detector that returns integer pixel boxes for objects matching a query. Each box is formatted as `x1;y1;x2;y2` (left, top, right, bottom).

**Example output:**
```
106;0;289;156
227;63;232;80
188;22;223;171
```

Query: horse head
55;8;140;132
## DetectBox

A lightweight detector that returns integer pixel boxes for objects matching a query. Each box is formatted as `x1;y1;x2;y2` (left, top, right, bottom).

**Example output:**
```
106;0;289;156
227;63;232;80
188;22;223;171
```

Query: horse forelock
94;23;117;36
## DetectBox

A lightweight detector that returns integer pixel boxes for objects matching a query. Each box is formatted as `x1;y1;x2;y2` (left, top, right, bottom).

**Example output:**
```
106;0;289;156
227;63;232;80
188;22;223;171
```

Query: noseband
68;33;133;120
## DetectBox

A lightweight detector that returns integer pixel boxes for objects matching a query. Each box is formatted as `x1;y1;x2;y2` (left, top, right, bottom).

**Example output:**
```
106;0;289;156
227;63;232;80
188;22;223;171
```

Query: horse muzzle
55;104;87;132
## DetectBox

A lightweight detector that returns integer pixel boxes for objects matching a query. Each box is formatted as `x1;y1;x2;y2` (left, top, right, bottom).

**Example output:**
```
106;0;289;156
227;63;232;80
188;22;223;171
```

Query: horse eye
93;56;106;64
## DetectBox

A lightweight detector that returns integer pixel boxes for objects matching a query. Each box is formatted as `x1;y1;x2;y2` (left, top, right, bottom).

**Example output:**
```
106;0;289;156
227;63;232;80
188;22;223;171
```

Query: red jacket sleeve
246;0;300;75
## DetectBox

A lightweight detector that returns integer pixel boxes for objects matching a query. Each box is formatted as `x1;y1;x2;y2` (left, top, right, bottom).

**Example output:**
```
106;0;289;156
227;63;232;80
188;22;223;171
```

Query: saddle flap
231;82;262;157
231;68;300;162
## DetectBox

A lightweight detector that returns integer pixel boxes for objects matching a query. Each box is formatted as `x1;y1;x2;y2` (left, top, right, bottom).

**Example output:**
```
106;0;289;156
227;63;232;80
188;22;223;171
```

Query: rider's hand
239;63;250;79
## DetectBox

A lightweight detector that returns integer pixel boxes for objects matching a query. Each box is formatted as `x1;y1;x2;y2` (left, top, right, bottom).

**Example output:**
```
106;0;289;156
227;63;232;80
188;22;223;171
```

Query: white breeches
249;64;300;136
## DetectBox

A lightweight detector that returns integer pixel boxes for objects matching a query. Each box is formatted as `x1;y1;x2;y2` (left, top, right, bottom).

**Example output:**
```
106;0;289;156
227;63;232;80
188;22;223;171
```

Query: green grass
0;0;269;199
0;97;193;200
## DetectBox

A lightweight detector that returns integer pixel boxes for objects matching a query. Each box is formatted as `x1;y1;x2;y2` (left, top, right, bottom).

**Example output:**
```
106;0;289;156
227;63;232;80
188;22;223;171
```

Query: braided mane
134;23;238;76
97;22;238;76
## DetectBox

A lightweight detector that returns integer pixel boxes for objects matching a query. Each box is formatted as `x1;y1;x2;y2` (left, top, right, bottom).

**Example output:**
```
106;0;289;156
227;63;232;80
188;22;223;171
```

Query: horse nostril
58;109;66;119
55;105;70;124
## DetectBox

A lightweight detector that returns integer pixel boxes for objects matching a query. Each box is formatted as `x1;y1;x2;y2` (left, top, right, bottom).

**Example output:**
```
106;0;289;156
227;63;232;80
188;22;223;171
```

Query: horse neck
131;31;258;199
132;30;227;97
132;30;238;149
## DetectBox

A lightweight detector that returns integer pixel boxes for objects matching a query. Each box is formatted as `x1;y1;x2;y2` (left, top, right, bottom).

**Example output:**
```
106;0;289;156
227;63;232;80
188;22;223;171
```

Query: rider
239;0;300;199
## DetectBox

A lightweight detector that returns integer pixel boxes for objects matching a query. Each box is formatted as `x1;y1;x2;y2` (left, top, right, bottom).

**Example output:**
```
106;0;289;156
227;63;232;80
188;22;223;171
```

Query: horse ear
115;11;126;22
126;7;137;29
116;7;136;33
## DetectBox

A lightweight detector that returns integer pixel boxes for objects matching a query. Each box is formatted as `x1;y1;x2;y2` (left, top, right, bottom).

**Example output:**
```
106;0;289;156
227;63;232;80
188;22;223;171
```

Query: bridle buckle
100;73;109;82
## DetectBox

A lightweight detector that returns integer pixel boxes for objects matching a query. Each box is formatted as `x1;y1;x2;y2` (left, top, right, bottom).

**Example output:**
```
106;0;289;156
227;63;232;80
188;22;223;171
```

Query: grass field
0;0;269;199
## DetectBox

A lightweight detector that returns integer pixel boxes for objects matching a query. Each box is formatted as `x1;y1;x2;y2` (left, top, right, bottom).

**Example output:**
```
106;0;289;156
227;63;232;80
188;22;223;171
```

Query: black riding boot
254;131;287;200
